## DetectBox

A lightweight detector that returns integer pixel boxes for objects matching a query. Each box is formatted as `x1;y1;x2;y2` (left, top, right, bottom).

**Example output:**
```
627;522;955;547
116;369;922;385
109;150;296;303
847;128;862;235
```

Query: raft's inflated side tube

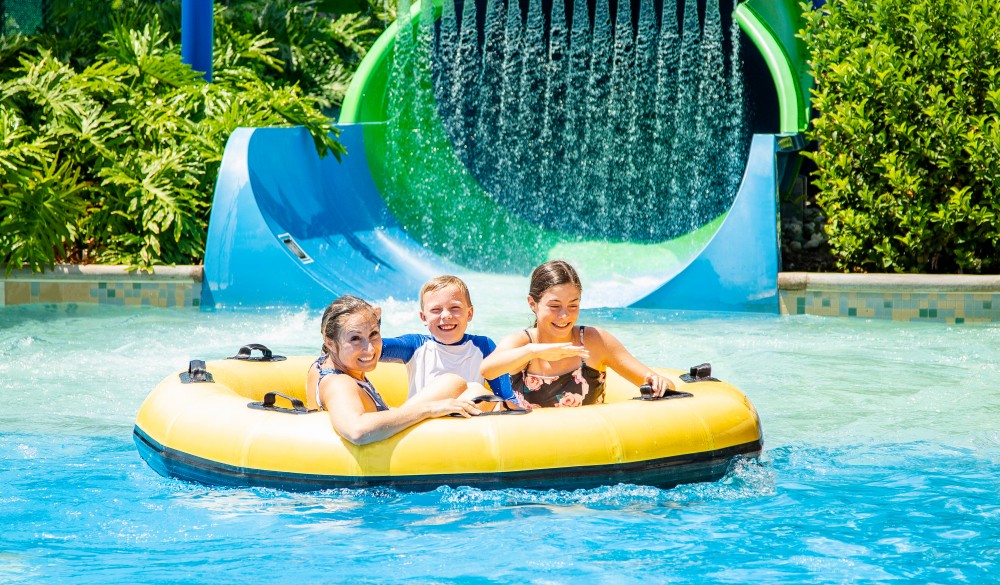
133;357;762;492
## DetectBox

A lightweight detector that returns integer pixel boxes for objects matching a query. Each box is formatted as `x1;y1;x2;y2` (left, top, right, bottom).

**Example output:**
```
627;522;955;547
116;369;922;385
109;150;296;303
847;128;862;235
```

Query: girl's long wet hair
528;260;582;326
319;295;380;355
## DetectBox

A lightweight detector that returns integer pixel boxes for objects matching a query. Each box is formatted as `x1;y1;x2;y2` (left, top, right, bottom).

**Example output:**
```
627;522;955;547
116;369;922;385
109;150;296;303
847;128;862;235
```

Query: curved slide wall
203;0;811;311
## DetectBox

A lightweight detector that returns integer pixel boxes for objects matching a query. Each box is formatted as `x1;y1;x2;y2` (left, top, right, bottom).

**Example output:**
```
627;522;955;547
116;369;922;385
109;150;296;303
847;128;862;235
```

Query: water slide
202;0;811;311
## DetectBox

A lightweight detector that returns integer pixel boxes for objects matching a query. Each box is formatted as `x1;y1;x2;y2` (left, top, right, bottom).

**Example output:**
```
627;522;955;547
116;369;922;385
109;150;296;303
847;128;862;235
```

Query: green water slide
204;0;815;310
239;0;809;312
342;0;811;128
337;0;810;285
736;0;812;134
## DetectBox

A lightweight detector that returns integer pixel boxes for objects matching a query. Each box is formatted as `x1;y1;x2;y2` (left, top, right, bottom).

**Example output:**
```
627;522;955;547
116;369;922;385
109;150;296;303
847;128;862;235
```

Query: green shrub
0;0;384;274
217;0;391;112
802;0;1000;273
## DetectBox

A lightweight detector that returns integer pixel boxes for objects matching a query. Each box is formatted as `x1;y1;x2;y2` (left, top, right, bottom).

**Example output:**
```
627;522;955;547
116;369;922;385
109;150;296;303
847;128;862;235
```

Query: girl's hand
644;372;675;398
532;342;589;362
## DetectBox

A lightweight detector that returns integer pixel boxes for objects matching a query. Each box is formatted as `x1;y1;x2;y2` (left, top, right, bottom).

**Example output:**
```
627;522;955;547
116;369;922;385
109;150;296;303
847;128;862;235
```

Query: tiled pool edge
1;265;202;308
3;267;1000;322
778;272;1000;323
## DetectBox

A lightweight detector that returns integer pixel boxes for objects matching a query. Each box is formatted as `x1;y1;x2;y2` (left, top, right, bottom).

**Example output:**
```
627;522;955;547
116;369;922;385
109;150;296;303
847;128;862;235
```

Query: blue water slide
202;125;451;308
203;0;812;311
632;133;804;311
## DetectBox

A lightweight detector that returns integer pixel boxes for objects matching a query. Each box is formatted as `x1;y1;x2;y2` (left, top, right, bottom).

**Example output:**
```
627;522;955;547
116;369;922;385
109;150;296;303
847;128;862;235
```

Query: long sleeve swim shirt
380;333;514;400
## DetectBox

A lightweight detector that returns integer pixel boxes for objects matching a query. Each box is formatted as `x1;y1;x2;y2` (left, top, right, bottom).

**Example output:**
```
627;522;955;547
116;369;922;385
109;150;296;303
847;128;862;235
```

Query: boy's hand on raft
505;398;530;412
431;398;481;418
644;373;674;398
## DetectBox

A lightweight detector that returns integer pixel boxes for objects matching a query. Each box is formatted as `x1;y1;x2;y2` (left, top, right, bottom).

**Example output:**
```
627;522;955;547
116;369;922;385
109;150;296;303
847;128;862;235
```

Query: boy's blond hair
419;275;472;309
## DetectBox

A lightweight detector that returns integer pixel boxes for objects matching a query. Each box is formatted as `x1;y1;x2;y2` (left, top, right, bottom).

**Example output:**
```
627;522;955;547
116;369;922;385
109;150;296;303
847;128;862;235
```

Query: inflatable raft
133;345;763;491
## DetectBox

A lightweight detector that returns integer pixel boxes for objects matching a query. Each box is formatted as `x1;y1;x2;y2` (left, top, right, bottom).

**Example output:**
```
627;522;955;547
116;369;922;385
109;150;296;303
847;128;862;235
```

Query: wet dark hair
319;295;380;355
529;260;582;301
528;260;582;326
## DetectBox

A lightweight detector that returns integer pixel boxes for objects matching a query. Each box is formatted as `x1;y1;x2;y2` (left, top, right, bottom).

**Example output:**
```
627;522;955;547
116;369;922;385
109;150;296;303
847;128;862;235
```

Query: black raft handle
179;359;214;384
248;391;316;415
634;384;693;401
228;343;286;362
448;395;530;417
636;362;718;400
679;362;719;383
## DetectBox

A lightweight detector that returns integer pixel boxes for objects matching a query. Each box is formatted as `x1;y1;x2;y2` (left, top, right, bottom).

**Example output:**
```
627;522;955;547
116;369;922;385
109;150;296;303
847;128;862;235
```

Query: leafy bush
802;0;1000;273
1;0;387;274
217;0;392;112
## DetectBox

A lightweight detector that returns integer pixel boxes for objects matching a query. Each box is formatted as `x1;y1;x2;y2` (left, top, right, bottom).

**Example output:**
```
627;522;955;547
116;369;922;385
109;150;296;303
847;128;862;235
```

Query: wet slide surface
203;0;808;311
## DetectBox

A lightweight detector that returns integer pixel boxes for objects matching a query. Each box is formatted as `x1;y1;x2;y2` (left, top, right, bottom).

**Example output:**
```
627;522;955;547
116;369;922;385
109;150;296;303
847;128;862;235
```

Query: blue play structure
180;0;213;81
202;0;811;312
203;124;452;307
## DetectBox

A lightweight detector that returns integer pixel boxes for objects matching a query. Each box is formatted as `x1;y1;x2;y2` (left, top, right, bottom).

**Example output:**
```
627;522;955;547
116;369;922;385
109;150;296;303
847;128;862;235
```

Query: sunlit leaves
0;152;88;273
215;0;388;110
802;0;1000;273
1;0;362;273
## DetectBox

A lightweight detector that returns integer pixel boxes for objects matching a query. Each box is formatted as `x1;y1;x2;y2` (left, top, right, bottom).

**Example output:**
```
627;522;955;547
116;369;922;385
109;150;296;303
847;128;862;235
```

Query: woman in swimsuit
306;295;482;445
480;260;674;408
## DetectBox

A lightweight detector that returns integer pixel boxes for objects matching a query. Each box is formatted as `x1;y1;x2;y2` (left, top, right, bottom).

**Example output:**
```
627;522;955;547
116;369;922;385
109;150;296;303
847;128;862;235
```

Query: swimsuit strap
315;354;337;408
314;354;389;412
521;329;536;376
314;354;337;376
354;377;390;412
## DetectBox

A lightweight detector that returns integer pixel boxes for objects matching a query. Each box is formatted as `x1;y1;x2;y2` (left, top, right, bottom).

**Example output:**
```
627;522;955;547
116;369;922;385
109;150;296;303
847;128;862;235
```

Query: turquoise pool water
1;297;997;583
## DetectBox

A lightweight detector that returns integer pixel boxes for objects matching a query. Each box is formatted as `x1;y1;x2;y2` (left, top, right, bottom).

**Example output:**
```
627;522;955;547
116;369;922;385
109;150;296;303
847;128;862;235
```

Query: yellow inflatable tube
133;351;762;491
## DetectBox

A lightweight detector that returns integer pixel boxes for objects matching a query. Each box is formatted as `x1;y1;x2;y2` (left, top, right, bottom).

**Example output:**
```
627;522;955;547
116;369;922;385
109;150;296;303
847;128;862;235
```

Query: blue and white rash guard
381;333;514;401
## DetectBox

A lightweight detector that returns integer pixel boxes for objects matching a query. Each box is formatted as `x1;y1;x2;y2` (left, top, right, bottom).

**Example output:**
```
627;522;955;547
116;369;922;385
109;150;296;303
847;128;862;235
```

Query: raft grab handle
179;359;214;384
248;391;317;414
448;395;530;416
679;362;719;383
634;384;693;401
228;343;287;362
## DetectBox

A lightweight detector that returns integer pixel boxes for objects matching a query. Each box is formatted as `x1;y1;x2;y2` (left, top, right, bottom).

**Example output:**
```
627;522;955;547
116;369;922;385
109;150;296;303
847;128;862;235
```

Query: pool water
1;297;997;584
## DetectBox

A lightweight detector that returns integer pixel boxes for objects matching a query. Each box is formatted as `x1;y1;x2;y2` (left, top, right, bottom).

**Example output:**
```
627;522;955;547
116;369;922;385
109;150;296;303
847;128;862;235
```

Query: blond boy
380;275;515;401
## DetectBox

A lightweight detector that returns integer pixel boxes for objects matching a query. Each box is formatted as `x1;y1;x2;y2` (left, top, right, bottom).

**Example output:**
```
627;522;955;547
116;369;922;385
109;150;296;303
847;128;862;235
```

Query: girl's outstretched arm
587;327;675;396
480;331;589;379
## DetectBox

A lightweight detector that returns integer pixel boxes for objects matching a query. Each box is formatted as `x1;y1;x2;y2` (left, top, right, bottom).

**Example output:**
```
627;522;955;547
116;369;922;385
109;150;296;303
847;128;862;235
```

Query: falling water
385;0;749;269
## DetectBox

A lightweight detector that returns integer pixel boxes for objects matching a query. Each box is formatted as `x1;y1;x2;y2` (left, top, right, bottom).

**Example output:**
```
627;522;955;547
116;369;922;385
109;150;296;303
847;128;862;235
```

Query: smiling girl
306;295;482;445
480;261;674;408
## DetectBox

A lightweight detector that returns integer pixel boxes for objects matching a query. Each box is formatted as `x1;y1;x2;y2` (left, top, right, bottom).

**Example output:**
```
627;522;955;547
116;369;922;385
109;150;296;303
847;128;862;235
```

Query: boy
380;275;516;404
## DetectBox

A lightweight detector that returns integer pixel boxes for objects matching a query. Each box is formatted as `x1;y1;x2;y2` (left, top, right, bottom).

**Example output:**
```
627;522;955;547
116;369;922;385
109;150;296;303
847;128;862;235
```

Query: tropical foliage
0;0;389;274
217;0;393;113
802;0;1000;273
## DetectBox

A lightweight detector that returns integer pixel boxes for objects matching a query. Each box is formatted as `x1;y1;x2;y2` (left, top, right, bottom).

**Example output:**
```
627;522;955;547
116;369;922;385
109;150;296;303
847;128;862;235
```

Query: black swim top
313;354;389;412
510;326;606;408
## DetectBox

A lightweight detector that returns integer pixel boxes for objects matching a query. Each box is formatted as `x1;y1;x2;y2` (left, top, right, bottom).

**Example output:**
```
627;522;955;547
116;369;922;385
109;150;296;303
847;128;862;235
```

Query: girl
480;261;674;408
306;295;482;445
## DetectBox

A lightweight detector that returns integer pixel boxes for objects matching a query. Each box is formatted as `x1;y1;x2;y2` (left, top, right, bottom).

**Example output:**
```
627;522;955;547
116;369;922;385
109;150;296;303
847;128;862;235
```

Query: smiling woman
304;295;483;445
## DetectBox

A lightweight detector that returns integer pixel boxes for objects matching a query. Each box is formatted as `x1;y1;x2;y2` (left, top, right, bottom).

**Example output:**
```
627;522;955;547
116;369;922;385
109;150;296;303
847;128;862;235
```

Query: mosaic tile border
778;272;1000;323
1;265;202;309
3;267;999;321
